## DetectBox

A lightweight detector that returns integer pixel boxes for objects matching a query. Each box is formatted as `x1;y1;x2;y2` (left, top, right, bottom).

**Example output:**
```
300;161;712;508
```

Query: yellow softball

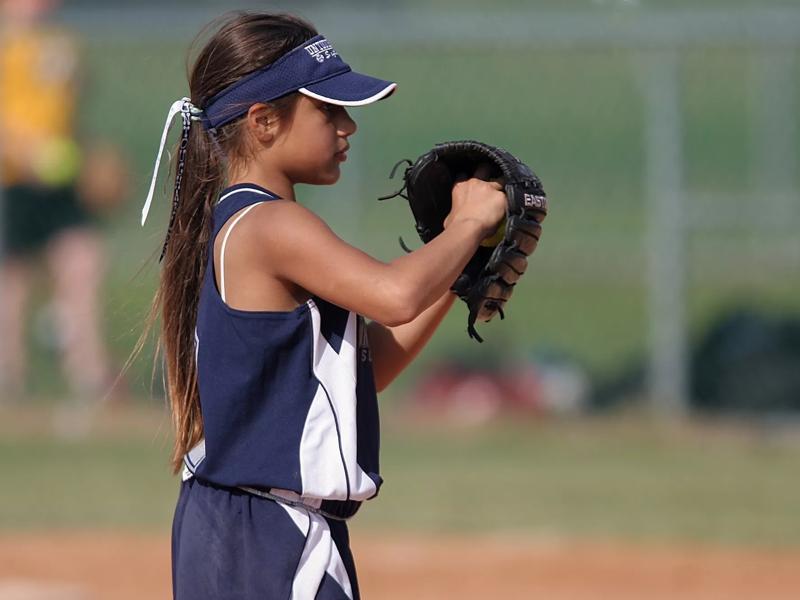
480;218;506;247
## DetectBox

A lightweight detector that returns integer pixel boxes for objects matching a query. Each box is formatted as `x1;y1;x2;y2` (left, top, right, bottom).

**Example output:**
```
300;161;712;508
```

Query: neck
228;161;296;202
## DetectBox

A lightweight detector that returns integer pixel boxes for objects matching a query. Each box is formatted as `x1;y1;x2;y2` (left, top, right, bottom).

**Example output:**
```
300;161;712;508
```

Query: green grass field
1;406;798;546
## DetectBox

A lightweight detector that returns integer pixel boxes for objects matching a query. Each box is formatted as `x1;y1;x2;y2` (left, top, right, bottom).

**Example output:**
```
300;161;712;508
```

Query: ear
245;103;276;144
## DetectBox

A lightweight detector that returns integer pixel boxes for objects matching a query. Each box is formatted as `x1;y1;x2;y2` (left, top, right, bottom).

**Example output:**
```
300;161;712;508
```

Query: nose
337;107;357;137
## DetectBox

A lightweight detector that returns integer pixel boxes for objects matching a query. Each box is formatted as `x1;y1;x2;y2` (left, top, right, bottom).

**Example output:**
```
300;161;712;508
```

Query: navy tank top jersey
185;183;381;509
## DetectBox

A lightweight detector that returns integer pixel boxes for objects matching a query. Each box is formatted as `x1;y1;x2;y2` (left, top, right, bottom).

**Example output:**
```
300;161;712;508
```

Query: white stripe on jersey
300;299;378;501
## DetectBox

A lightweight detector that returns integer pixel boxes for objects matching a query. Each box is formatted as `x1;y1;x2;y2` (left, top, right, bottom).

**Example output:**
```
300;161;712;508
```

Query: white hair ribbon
140;97;203;227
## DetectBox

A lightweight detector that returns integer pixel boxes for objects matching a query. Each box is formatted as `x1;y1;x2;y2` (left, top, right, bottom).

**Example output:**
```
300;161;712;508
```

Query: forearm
388;219;484;318
369;290;457;392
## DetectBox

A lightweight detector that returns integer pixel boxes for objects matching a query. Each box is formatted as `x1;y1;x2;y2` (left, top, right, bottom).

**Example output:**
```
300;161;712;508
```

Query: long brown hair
134;12;317;473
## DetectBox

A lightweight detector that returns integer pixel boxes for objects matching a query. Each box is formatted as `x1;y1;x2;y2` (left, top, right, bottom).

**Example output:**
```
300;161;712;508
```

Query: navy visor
202;34;396;130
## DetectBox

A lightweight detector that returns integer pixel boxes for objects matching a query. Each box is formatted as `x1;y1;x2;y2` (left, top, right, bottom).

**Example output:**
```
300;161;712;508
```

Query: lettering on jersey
304;39;338;63
523;193;547;211
357;316;372;363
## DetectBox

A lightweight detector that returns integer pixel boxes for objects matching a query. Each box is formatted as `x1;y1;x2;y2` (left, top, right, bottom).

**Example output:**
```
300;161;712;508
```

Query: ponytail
129;11;317;474
158;123;222;472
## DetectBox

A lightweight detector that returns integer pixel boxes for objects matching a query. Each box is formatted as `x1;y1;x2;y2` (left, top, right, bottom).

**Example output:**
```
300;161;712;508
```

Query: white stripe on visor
298;83;397;107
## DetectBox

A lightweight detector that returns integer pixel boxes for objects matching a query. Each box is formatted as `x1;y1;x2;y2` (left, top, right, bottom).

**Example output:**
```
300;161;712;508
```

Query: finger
473;162;494;180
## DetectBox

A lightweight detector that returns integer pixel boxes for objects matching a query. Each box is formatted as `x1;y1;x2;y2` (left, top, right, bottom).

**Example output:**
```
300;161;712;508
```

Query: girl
140;11;506;600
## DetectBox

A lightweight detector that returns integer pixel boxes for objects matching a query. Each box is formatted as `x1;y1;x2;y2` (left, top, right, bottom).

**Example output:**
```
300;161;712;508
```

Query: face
271;94;357;186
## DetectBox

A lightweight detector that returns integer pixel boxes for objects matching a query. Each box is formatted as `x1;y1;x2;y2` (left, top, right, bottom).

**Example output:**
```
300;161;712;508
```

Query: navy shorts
172;478;361;600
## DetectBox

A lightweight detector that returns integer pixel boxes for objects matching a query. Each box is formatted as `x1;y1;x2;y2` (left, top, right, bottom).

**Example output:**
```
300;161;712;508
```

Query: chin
315;169;341;186
296;164;340;186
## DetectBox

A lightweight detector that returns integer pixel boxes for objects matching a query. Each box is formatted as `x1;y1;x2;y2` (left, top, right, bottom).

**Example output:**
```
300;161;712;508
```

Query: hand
445;163;506;237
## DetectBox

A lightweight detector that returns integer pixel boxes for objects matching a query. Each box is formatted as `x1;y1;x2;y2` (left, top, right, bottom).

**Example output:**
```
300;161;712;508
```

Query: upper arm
251;200;415;325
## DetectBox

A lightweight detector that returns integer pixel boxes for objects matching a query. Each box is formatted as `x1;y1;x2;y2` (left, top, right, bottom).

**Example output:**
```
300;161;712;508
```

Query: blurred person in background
0;0;127;410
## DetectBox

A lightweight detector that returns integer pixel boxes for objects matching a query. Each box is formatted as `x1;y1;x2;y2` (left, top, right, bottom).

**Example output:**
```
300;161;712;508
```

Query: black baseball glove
379;140;548;342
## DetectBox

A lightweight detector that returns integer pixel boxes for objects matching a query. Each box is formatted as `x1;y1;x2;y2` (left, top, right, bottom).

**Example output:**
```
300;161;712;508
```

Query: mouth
335;145;350;161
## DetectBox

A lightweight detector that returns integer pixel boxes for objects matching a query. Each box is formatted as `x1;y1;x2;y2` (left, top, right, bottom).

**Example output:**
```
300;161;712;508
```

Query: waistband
182;440;361;521
239;486;362;521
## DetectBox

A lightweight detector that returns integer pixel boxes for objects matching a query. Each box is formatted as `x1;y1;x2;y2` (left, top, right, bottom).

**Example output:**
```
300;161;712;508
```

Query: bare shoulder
212;199;317;310
246;199;334;248
250;198;321;222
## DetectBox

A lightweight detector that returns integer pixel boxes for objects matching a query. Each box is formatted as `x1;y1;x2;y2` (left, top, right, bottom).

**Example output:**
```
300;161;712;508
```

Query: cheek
287;147;341;185
291;121;332;155
281;116;341;183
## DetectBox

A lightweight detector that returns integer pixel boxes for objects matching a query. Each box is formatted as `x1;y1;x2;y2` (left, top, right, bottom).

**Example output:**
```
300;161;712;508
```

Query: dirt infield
1;532;799;599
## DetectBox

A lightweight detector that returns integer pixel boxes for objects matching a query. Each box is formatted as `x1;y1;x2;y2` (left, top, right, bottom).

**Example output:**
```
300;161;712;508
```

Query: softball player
141;11;506;599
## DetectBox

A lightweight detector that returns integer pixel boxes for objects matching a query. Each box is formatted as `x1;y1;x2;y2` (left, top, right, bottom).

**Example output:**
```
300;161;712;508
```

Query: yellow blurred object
480;218;506;247
0;26;79;185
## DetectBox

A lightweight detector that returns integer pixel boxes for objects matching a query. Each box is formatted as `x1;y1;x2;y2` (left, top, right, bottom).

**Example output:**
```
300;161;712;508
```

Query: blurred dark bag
691;310;800;413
